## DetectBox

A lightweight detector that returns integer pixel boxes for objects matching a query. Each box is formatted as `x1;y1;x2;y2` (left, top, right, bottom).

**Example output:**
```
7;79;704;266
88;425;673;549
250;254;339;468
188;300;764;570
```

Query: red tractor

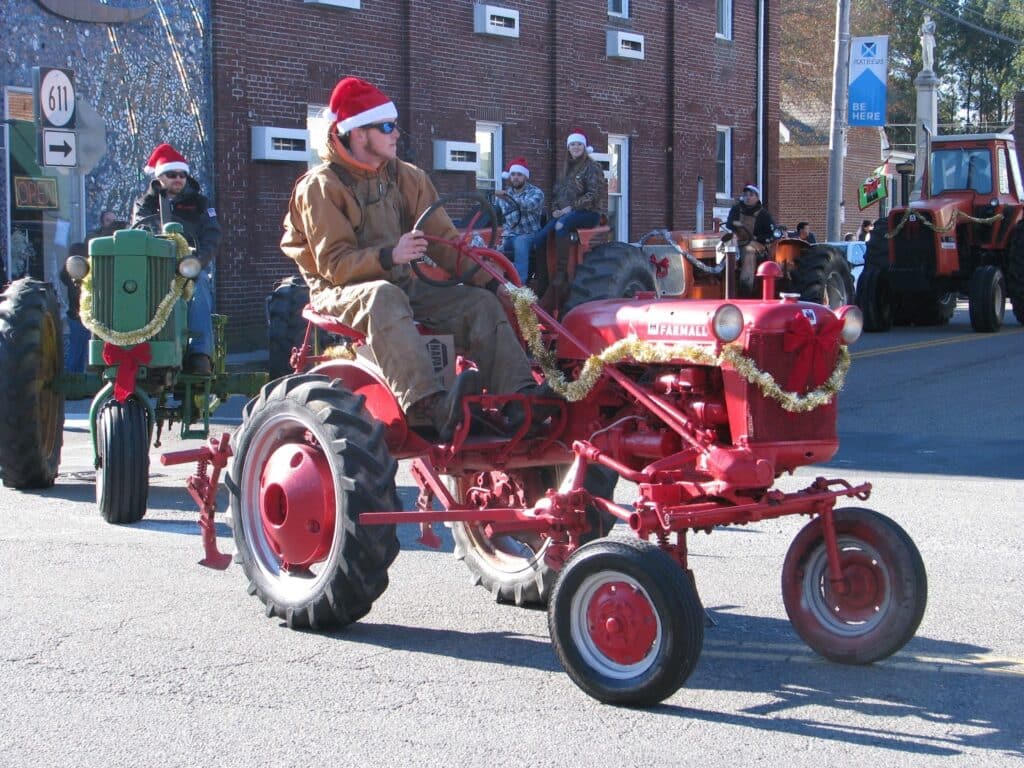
165;193;926;706
857;132;1024;332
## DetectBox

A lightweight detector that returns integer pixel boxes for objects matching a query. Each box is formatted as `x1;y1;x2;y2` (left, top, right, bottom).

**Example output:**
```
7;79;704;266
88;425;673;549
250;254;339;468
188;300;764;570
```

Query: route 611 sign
34;67;77;129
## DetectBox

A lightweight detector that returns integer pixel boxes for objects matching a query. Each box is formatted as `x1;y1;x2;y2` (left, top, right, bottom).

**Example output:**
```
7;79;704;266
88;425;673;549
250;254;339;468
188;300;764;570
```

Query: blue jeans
530;210;601;253
502;233;536;283
187;269;214;357
65;315;89;373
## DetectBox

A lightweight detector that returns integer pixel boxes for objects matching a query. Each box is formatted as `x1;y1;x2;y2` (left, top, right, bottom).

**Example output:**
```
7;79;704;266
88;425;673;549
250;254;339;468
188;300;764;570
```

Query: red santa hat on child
566;129;594;154
326;76;399;134
144;143;189;176
501;157;530;179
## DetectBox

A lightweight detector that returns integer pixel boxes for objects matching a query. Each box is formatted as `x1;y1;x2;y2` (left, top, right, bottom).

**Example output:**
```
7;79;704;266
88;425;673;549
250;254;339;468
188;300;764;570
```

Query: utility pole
826;0;852;242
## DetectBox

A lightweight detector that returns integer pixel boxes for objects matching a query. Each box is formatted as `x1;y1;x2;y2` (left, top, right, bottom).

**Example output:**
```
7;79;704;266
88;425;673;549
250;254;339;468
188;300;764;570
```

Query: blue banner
848;36;889;126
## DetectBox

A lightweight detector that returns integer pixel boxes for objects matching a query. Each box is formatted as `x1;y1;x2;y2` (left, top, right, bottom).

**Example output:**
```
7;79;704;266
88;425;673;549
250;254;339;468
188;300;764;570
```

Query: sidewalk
225;349;269;373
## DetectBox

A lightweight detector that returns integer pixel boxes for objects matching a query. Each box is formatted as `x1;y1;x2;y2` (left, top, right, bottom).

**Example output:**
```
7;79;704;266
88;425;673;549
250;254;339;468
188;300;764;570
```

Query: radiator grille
89;251;178;343
742;331;838;443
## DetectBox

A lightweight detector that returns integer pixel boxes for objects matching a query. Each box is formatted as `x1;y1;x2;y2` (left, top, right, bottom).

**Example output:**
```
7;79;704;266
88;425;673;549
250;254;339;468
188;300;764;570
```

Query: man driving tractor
280;76;551;441
722;184;778;297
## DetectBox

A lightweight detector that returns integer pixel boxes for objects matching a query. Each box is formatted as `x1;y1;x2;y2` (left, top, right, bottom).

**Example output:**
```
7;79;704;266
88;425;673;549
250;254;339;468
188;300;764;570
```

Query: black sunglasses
162;171;187;179
367;122;399;134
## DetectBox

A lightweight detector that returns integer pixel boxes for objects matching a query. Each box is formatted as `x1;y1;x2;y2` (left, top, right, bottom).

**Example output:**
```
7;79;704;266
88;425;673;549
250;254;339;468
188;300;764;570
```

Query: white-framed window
307;104;329;169
606;135;629;240
475;122;503;192
716;0;733;39
715;126;732;199
608;0;629;18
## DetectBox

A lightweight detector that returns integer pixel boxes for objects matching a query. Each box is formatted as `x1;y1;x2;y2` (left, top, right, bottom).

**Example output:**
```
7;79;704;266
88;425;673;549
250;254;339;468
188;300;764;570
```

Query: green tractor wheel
0;279;65;488
96;396;150;524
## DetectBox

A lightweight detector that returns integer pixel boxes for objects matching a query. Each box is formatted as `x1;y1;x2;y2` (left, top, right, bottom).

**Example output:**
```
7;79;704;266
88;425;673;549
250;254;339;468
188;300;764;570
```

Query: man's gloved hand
720;231;734;243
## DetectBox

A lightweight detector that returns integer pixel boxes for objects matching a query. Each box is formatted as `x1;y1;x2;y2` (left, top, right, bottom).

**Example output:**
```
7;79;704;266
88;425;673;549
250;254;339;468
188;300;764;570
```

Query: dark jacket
552;156;606;214
725;200;776;246
131;177;221;267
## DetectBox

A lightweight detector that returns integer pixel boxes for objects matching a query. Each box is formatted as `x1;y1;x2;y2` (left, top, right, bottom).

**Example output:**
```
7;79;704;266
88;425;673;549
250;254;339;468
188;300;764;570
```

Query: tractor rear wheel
96;396;150;524
891;291;956;326
227;374;400;630
782;507;927;665
0;278;65;489
549;538;704;706
451;464;618;606
793;245;856;309
855;267;892;332
266;276;310;380
968;265;1005;332
563;242;656;312
1007;224;1024;325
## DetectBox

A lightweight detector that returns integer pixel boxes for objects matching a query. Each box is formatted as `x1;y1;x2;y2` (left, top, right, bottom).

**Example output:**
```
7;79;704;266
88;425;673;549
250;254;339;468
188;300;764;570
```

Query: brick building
214;0;781;349
3;0;780;350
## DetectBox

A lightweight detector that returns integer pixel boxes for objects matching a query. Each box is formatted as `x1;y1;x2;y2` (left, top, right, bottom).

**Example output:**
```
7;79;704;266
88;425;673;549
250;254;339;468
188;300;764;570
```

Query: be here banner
848;36;889;126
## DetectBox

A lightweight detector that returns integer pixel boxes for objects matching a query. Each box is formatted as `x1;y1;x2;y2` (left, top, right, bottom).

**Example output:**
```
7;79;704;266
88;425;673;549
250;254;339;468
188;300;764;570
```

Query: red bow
649;254;670;279
102;342;152;402
783;312;843;393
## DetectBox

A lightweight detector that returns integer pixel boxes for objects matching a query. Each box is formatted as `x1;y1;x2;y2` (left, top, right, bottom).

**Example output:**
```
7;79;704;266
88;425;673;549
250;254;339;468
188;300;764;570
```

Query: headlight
838;305;863;344
178;256;202;279
65;255;90;281
711;303;744;343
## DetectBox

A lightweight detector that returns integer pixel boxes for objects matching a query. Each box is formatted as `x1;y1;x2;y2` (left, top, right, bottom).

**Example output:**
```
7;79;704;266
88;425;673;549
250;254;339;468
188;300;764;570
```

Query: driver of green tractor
495;156;545;284
280;76;552;441
131;143;221;376
530;129;607;310
723;183;777;298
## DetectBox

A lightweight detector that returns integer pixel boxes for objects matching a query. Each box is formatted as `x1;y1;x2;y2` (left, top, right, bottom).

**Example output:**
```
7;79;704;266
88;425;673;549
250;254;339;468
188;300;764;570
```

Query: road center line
851;327;1024;359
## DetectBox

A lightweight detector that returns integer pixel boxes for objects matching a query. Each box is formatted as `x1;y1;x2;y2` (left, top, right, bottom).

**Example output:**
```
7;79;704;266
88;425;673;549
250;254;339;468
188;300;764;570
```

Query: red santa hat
566;129;594;154
743;184;761;198
326;76;398;134
144;143;189;176
501;156;530;179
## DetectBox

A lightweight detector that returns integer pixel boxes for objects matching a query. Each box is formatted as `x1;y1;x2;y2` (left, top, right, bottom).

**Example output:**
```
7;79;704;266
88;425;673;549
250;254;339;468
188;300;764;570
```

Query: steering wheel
489;191;523;231
130;213;164;234
411;191;500;287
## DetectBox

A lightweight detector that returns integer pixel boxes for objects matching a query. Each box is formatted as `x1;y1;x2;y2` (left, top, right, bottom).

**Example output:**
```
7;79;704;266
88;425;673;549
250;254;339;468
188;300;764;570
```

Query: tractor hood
557;296;843;360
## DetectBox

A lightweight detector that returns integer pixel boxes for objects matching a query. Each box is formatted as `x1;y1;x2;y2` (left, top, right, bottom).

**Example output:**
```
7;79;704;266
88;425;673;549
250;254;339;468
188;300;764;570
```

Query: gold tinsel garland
887;207;1004;238
505;284;849;412
79;232;194;347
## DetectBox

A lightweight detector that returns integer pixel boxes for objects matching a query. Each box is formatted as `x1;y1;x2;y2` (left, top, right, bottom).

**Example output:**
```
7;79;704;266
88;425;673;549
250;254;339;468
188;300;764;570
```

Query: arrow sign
41;129;78;167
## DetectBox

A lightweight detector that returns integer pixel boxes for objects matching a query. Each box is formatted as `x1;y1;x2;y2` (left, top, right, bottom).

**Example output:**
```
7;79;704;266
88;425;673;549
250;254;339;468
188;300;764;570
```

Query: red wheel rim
259;441;336;569
584;580;658;666
823;552;885;623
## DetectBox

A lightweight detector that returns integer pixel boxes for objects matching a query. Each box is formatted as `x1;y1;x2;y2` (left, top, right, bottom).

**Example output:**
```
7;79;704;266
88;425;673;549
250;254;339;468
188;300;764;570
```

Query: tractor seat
301;305;366;346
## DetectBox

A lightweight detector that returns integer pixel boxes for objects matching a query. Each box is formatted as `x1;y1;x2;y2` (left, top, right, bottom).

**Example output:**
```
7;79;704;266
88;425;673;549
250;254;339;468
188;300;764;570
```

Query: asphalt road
2;304;1022;767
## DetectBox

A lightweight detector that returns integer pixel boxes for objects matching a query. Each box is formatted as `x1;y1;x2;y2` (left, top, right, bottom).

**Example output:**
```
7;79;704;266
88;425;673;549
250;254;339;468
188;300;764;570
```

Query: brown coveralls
281;144;535;411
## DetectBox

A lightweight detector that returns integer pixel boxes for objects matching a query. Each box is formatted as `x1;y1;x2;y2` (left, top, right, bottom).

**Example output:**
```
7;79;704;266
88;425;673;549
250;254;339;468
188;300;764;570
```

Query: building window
716;0;732;39
307;104;329;169
606;135;629;240
716;126;732;199
608;0;629;18
475;122;502;192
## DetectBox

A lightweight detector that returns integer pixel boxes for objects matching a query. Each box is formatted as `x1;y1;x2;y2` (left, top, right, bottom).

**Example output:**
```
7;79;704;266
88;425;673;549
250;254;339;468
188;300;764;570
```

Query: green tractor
0;224;267;529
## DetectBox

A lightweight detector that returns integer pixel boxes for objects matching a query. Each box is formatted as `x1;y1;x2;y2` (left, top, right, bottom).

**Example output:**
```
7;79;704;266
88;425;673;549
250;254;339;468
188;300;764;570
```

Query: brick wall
213;0;780;349
777;126;881;242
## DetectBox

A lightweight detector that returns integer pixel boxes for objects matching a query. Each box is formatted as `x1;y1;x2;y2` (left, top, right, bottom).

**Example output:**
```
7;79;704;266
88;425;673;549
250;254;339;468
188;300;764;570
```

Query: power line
906;0;1024;46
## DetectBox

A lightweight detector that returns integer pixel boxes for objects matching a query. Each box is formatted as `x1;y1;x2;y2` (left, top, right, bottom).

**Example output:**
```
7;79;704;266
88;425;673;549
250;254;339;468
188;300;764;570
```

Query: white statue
919;14;936;72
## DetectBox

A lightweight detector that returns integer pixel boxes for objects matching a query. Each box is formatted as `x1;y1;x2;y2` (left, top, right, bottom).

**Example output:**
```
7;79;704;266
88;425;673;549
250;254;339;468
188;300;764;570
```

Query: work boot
409;369;483;442
185;353;213;376
504;380;564;432
539;238;572;313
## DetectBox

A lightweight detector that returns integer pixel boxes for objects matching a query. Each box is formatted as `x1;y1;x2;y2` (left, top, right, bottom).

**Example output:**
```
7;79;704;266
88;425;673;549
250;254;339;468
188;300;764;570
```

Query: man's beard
510;179;525;190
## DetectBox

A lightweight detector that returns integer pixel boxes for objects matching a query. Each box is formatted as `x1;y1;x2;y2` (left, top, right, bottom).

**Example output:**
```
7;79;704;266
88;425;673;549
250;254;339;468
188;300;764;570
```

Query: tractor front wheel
96;396;150;524
968;265;1005;332
782;507;927;665
227;374;400;630
855;267;892;332
549;539;704;706
793;245;856;309
0;279;65;488
563;242;656;312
